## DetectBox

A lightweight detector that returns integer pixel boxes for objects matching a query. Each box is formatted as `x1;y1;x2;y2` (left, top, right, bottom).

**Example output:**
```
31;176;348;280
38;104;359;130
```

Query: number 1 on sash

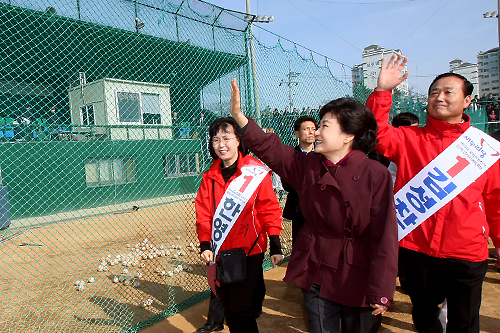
240;175;253;192
447;155;469;178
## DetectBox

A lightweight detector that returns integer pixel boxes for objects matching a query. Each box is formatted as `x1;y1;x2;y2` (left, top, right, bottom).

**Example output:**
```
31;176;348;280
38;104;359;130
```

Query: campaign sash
396;126;500;241
210;164;270;262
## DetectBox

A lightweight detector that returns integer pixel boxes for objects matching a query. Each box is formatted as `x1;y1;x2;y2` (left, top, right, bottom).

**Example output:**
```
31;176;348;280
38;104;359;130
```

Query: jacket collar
318;150;367;189
427;113;470;134
321;150;365;167
208;151;245;184
296;144;314;154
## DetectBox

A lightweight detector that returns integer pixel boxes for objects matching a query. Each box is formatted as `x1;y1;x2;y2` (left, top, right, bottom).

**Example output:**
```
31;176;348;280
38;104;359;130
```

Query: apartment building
477;47;499;97
449;59;479;97
352;44;409;95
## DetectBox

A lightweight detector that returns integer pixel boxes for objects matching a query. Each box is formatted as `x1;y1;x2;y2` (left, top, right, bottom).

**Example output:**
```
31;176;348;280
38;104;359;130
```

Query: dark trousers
207;290;225;325
399;247;488;333
302;284;381;333
217;253;265;333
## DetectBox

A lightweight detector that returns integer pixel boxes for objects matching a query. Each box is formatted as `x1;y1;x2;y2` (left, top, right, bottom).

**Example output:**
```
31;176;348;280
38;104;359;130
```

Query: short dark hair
208;117;247;159
319;98;378;153
428;73;473;97
293;116;317;132
392;112;419;127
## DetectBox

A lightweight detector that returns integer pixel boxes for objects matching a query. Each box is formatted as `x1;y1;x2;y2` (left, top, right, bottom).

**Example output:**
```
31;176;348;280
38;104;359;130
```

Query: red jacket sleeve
484;161;500;247
195;172;213;244
366;89;404;162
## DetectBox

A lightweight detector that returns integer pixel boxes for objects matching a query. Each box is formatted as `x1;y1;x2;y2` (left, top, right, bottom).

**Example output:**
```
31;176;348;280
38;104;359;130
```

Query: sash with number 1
396;126;500;241
210;164;270;262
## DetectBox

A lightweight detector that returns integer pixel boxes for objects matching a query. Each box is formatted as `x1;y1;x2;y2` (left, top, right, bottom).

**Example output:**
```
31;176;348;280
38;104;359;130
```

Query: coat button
353;175;360;180
344;228;351;236
320;184;326;190
344;201;350;207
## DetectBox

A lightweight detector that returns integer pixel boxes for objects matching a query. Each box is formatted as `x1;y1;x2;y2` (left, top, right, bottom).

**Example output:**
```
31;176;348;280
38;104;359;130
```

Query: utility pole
245;1;274;125
246;0;261;125
279;61;300;113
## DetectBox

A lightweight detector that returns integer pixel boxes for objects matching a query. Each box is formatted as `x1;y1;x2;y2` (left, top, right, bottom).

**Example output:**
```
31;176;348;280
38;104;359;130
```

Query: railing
0;123;213;142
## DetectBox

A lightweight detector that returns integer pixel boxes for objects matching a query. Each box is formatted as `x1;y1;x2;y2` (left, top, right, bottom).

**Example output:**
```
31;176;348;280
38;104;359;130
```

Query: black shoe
196;322;224;332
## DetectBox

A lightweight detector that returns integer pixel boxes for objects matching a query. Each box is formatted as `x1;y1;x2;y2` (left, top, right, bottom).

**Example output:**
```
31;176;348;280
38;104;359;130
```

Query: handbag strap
213;179;262;256
247;230;261;256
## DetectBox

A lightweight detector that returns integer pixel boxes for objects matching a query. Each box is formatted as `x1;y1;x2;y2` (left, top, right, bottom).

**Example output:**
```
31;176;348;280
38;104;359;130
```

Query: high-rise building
477;47;499;98
352;44;409;95
449;59;479;97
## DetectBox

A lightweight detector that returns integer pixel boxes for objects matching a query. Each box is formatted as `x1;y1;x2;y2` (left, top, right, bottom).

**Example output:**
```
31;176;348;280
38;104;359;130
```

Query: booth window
142;93;161;124
81;104;95;125
164;153;199;178
116;91;161;124
85;156;137;187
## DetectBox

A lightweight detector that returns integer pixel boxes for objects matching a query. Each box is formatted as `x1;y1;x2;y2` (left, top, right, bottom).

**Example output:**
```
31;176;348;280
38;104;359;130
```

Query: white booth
68;78;172;140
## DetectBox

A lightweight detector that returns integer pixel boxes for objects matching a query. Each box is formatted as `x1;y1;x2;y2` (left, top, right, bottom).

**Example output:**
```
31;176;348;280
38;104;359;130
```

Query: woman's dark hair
208;117;248;159
319;98;378;153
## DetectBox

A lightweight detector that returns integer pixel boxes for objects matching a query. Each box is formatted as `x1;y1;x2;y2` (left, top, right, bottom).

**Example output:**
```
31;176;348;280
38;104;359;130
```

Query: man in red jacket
367;53;500;333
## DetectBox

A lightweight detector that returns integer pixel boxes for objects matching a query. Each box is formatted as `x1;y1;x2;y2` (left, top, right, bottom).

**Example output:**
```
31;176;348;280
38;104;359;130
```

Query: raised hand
230;78;249;128
376;53;409;92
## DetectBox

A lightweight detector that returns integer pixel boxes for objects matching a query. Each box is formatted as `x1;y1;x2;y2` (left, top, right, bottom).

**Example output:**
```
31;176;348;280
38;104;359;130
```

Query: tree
351;83;373;104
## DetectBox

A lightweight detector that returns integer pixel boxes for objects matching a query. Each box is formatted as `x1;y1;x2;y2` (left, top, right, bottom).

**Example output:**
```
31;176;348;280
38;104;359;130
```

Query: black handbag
217;247;247;284
216;232;261;284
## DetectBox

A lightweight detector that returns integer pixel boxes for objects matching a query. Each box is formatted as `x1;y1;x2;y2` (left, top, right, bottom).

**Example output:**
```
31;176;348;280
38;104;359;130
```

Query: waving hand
230;78;249;128
376;53;409;92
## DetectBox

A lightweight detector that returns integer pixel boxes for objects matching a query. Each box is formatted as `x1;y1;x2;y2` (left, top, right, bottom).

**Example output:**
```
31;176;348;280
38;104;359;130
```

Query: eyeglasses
212;137;237;145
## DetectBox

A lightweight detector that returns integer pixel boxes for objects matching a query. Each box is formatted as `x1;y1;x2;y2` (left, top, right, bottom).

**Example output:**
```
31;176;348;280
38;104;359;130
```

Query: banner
396;127;500;241
210;164;270;261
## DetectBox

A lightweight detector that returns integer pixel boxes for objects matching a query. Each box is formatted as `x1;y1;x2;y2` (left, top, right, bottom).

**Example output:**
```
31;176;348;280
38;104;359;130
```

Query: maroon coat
240;119;398;308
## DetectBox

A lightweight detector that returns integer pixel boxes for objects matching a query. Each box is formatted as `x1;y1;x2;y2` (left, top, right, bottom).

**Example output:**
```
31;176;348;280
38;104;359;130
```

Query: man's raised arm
366;53;409;161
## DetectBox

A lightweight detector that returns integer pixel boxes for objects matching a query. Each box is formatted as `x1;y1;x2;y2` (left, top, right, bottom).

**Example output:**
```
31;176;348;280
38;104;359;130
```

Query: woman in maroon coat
229;79;398;333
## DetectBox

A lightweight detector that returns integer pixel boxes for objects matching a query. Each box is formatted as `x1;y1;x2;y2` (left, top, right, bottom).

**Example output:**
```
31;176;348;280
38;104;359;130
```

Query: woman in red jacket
229;79;398;333
195;117;284;333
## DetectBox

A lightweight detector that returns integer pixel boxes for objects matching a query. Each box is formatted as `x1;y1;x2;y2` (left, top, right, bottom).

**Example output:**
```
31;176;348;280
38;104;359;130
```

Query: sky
205;0;499;97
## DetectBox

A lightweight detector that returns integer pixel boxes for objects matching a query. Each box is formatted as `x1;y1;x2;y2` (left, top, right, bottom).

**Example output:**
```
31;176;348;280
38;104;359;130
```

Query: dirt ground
1;198;499;333
0;199;293;333
140;249;500;333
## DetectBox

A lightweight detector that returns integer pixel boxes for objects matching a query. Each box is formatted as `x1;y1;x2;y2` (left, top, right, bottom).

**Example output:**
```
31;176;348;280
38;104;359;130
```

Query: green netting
0;1;492;332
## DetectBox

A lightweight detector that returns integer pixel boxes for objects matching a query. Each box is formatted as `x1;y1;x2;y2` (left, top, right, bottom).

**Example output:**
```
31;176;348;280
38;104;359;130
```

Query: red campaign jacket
195;152;282;256
240;119;398;308
367;89;500;262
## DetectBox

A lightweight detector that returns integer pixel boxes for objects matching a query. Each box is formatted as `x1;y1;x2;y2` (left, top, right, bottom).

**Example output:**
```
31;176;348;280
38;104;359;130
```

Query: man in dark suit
282;116;317;245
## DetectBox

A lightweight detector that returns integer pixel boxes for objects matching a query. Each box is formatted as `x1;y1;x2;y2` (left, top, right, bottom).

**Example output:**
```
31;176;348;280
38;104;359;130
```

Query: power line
395;0;453;48
283;0;363;52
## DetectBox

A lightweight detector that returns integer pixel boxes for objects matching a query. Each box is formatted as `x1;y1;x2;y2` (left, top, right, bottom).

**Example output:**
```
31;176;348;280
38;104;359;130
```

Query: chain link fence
0;0;490;332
